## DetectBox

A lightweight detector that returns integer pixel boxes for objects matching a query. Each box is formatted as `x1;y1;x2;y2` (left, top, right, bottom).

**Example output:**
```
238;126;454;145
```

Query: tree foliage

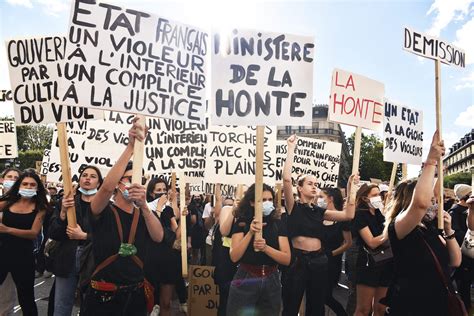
16;125;53;151
444;172;471;189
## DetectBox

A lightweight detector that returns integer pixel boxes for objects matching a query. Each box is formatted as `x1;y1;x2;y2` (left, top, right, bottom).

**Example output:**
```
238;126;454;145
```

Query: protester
80;119;164;316
449;183;473;311
145;178;179;316
385;130;463;315
227;183;290;315
0;168;21;316
0;169;48;315
319;188;352;316
188;194;207;265
48;165;103;316
281;134;357;316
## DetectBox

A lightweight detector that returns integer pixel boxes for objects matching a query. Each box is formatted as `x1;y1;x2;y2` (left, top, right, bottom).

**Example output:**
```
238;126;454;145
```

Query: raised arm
394;131;445;240
90;118;143;216
283;135;297;214
325;174;358;221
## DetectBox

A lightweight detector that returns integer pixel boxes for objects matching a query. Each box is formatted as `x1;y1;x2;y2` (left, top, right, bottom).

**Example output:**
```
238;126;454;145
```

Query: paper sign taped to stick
403;27;466;68
383;101;423;165
211;29;314;126
204;125;276;186
188;265;219;316
5;36;103;125
275;137;341;187
0;90;12;102
329;68;385;131
60;0;208;124
0;120;18;159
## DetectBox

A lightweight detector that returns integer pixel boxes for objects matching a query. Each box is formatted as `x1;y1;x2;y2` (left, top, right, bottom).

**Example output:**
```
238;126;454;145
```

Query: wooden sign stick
180;178;188;278
131;115;145;185
388;162;398;193
276;183;282;212
57;122;76;227
254;126;265;243
435;60;444;230
349;127;362;204
401;163;408;181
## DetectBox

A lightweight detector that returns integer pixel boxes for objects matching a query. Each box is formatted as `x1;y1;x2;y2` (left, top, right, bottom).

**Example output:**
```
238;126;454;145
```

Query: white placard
383;101;423;165
211;29;314;126
329;68;385;131
0;120;18;159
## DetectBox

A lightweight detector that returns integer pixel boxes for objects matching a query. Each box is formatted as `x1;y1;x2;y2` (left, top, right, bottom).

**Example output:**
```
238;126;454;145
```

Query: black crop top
287;202;326;240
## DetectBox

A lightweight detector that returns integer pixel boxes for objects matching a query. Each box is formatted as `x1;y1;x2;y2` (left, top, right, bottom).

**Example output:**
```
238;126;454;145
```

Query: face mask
120;182;131;201
154;192;166;199
262;201;275;217
78;187;97;196
317;198;327;209
369;196;384;210
423;204;438;222
19;189;37;198
2;180;15;191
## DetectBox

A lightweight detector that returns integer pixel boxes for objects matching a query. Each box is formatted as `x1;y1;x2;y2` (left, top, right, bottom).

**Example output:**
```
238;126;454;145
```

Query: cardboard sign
40;149;51;176
6;36;102;125
0;120;18;159
383;101;423;165
0;90;12;102
204;125;277;186
275;137;341;187
403;27;466;68
188;265;219;316
329;68;385;131
60;1;208;124
211;29;314;126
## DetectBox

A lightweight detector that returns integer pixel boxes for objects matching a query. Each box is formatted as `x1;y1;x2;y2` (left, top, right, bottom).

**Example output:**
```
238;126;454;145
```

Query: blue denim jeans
226;265;282;316
54;246;82;316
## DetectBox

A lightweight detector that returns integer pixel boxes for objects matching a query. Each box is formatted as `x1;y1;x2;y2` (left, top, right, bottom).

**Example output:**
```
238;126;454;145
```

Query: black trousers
80;285;146;316
282;249;328;316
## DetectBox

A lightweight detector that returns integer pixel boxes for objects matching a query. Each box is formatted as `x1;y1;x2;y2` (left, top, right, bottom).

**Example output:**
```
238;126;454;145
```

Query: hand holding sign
128;116;147;149
426;130;445;167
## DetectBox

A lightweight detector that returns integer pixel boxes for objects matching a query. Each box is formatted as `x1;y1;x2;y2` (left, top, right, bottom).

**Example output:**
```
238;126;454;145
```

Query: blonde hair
383;180;417;235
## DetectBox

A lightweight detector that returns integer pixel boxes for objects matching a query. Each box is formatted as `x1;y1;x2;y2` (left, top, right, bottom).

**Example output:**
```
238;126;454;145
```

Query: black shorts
356;251;393;287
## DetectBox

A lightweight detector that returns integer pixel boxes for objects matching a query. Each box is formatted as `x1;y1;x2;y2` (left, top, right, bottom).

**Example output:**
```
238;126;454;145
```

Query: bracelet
443;231;456;240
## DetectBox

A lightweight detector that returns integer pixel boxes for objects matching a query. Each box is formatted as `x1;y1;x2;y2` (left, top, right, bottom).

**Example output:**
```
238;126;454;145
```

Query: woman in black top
353;183;393;316
227;183;290;316
384;131;462;316
0;169;48;316
319;188;351;316
282;134;357;316
48;165;103;316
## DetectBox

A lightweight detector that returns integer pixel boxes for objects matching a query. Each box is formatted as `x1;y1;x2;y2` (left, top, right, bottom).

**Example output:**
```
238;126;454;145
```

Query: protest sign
6;36;102;125
0;90;12;102
0;120;18;159
211;29;314;126
60;1;208;124
204;125;276;186
403;27;465;68
329;68;385;131
275;137;341;187
383;101;423;165
188;265;219;316
40;149;51;176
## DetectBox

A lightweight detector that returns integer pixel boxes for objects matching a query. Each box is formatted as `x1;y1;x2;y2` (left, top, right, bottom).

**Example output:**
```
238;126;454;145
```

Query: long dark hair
322;187;344;211
234;183;277;220
356;183;379;211
78;165;103;189
146;178;169;202
0;169;48;212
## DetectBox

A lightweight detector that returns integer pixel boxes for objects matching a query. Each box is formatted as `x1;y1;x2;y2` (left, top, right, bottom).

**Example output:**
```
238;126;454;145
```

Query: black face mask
155;192;166;199
194;199;202;204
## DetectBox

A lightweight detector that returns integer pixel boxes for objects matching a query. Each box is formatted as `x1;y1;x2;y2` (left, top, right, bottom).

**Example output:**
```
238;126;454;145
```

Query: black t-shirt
353;209;385;248
449;204;468;246
231;216;287;266
323;221;351;254
388;220;449;314
287;202;326;240
91;204;150;285
156;205;175;229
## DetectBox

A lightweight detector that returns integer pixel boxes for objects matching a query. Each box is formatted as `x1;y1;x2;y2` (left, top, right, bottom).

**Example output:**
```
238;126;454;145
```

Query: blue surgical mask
3;180;15;191
317;198;328;209
262;201;275;217
78;187;98;196
120;182;131;201
19;189;37;198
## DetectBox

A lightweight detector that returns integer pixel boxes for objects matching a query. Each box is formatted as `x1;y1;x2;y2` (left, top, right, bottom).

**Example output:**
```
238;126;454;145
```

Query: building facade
277;104;351;187
443;129;474;176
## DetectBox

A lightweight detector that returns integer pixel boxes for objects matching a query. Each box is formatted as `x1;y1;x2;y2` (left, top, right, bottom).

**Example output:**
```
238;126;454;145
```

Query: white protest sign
40;149;51;176
0;90;12;102
275;137;341;187
204;125;277;186
211;29;314;126
329;68;385;131
60;1;208;124
383;101;423;165
403;27;466;68
275;140;287;183
0;120;18;159
6;36;103;125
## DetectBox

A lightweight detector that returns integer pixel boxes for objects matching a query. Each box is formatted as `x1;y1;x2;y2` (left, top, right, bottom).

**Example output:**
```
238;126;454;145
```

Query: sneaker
43;271;53;278
179;303;188;314
150;304;160;316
